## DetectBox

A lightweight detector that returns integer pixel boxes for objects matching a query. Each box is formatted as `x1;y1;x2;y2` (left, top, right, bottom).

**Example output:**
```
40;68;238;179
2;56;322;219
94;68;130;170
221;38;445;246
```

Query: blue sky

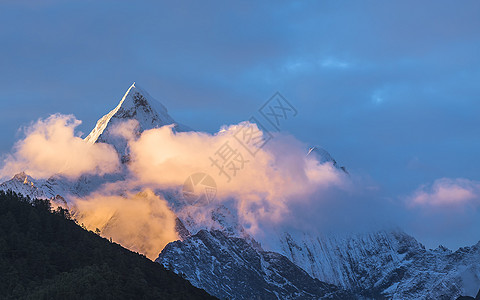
1;1;479;248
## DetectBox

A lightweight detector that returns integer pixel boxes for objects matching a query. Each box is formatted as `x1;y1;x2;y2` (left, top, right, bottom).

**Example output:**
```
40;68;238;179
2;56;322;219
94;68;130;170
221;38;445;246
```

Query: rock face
277;229;423;294
156;229;354;300
277;229;480;299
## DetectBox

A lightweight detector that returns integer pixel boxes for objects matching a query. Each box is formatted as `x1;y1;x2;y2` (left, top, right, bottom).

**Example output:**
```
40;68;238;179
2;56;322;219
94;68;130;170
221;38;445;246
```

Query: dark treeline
0;190;216;300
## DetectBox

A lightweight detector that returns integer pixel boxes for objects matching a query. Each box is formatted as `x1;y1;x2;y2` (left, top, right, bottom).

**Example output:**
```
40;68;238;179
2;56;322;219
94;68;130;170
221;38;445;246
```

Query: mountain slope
0;171;120;205
277;229;423;293
0;172;47;200
156;229;354;300
276;229;480;299
0;190;216;300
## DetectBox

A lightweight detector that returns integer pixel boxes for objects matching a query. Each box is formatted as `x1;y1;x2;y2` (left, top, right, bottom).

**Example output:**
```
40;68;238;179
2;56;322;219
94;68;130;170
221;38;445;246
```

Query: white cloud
0;114;120;179
119;120;348;235
407;178;480;208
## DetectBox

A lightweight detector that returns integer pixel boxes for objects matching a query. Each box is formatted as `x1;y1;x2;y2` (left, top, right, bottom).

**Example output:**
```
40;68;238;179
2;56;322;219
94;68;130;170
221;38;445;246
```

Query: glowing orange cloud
73;189;179;260
0;114;120;180
115;120;348;235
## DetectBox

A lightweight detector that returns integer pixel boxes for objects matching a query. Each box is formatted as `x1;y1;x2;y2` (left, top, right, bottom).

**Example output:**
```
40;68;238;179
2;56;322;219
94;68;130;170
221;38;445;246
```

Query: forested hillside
0;190;216;300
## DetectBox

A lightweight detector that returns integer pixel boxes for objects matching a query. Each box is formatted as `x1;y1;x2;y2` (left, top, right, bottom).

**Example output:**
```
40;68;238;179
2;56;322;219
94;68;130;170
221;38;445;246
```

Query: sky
0;0;479;249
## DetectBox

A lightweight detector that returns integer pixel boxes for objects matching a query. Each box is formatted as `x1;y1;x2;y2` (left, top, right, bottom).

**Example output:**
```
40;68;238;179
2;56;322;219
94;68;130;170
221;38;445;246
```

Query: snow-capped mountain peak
307;146;348;173
85;82;177;144
0;172;44;199
12;171;33;184
84;82;190;159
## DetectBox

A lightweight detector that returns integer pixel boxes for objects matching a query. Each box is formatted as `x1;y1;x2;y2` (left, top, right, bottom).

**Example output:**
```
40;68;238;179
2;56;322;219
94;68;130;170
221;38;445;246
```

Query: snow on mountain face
84;82;190;160
0;172;75;208
156;229;355;300
0;172;47;200
397;242;480;300
0;172;73;200
276;229;480;299
276;229;422;291
0;171;125;206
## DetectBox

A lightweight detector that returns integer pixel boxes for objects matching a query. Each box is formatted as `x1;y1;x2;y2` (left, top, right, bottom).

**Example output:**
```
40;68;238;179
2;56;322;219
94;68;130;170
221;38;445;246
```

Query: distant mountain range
1;83;479;299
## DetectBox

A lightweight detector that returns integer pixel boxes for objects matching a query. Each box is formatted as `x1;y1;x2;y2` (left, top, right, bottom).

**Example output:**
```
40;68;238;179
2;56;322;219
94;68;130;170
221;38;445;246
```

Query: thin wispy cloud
407;178;480;208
